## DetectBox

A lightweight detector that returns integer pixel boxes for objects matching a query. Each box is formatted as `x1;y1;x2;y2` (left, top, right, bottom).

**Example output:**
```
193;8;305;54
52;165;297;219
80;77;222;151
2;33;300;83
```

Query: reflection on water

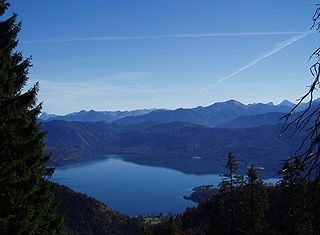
52;155;279;216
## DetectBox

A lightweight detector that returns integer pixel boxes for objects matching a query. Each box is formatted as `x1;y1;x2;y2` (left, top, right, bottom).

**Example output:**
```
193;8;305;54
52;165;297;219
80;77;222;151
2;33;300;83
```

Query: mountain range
113;100;295;127
41;99;317;174
41;99;301;127
40;109;156;122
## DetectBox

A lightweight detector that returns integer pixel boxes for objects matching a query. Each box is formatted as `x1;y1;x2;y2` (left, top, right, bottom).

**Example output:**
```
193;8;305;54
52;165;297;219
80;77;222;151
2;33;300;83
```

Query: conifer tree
220;153;244;194
0;1;64;233
212;153;244;235
271;159;312;234
239;165;269;234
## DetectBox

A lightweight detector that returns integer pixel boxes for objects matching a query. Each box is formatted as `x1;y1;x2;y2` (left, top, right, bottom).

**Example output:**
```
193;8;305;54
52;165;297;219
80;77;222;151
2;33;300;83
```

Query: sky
7;0;320;114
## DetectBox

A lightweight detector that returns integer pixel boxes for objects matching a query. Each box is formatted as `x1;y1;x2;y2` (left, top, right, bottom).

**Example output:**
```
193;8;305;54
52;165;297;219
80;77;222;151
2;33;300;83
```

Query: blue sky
7;0;319;114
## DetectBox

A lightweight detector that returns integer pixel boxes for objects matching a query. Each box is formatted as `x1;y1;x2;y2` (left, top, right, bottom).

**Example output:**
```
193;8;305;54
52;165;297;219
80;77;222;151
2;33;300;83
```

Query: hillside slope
43;121;304;172
52;183;142;235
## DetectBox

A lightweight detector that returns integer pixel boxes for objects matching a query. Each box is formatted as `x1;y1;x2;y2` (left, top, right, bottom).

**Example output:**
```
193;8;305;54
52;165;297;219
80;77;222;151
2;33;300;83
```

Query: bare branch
282;5;320;185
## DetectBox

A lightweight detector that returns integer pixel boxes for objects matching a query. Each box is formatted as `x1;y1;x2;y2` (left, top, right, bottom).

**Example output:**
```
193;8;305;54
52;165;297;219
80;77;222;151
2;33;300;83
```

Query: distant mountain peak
205;99;245;111
279;100;295;108
39;112;58;120
226;99;243;105
210;99;244;107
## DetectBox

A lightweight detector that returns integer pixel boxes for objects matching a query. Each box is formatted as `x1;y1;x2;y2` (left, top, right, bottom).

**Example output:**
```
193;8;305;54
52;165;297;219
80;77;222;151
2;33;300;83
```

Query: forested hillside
52;183;142;235
43;120;304;174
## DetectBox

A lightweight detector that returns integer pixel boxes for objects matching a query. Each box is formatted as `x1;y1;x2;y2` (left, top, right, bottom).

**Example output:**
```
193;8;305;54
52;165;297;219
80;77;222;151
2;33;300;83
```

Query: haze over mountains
113;100;295;127
41;99;304;127
40;109;155;123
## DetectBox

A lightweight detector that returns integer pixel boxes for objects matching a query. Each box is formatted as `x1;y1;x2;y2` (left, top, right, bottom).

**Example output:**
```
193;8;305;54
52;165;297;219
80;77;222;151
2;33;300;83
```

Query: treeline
143;153;320;235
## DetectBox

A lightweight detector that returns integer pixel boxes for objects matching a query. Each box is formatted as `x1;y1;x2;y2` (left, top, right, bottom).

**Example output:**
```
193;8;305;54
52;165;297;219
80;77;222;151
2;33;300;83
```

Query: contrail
21;31;305;44
126;78;168;101
190;31;312;97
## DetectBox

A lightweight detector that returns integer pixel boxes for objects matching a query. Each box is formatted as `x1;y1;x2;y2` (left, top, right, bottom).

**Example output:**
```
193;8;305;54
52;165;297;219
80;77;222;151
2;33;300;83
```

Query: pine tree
239;165;269;234
220;153;244;194
0;1;64;233
271;159;313;234
212;153;244;235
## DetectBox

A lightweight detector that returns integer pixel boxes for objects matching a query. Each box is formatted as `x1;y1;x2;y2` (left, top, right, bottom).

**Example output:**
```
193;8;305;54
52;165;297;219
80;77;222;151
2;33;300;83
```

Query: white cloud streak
126;78;169;101
21;31;306;44
190;31;312;97
28;78;177;100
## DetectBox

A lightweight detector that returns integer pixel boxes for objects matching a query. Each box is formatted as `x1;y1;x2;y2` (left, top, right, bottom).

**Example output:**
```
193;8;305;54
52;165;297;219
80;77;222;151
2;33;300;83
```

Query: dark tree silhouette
0;0;64;233
239;165;269;234
273;159;313;234
212;153;244;235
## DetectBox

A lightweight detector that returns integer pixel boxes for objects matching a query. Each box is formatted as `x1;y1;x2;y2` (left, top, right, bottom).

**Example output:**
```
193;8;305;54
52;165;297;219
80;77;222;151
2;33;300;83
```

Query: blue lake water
52;155;279;216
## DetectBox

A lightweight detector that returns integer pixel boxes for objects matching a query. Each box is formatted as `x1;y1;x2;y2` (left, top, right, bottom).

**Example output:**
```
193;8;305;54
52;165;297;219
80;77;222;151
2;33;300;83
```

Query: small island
183;185;220;203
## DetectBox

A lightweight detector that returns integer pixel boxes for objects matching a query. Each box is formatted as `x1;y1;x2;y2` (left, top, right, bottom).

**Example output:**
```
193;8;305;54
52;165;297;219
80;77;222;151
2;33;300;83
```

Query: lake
52;155;278;216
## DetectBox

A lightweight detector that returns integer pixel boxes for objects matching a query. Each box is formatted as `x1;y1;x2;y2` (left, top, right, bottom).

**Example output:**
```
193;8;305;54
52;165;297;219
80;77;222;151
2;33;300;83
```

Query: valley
41;99;312;175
